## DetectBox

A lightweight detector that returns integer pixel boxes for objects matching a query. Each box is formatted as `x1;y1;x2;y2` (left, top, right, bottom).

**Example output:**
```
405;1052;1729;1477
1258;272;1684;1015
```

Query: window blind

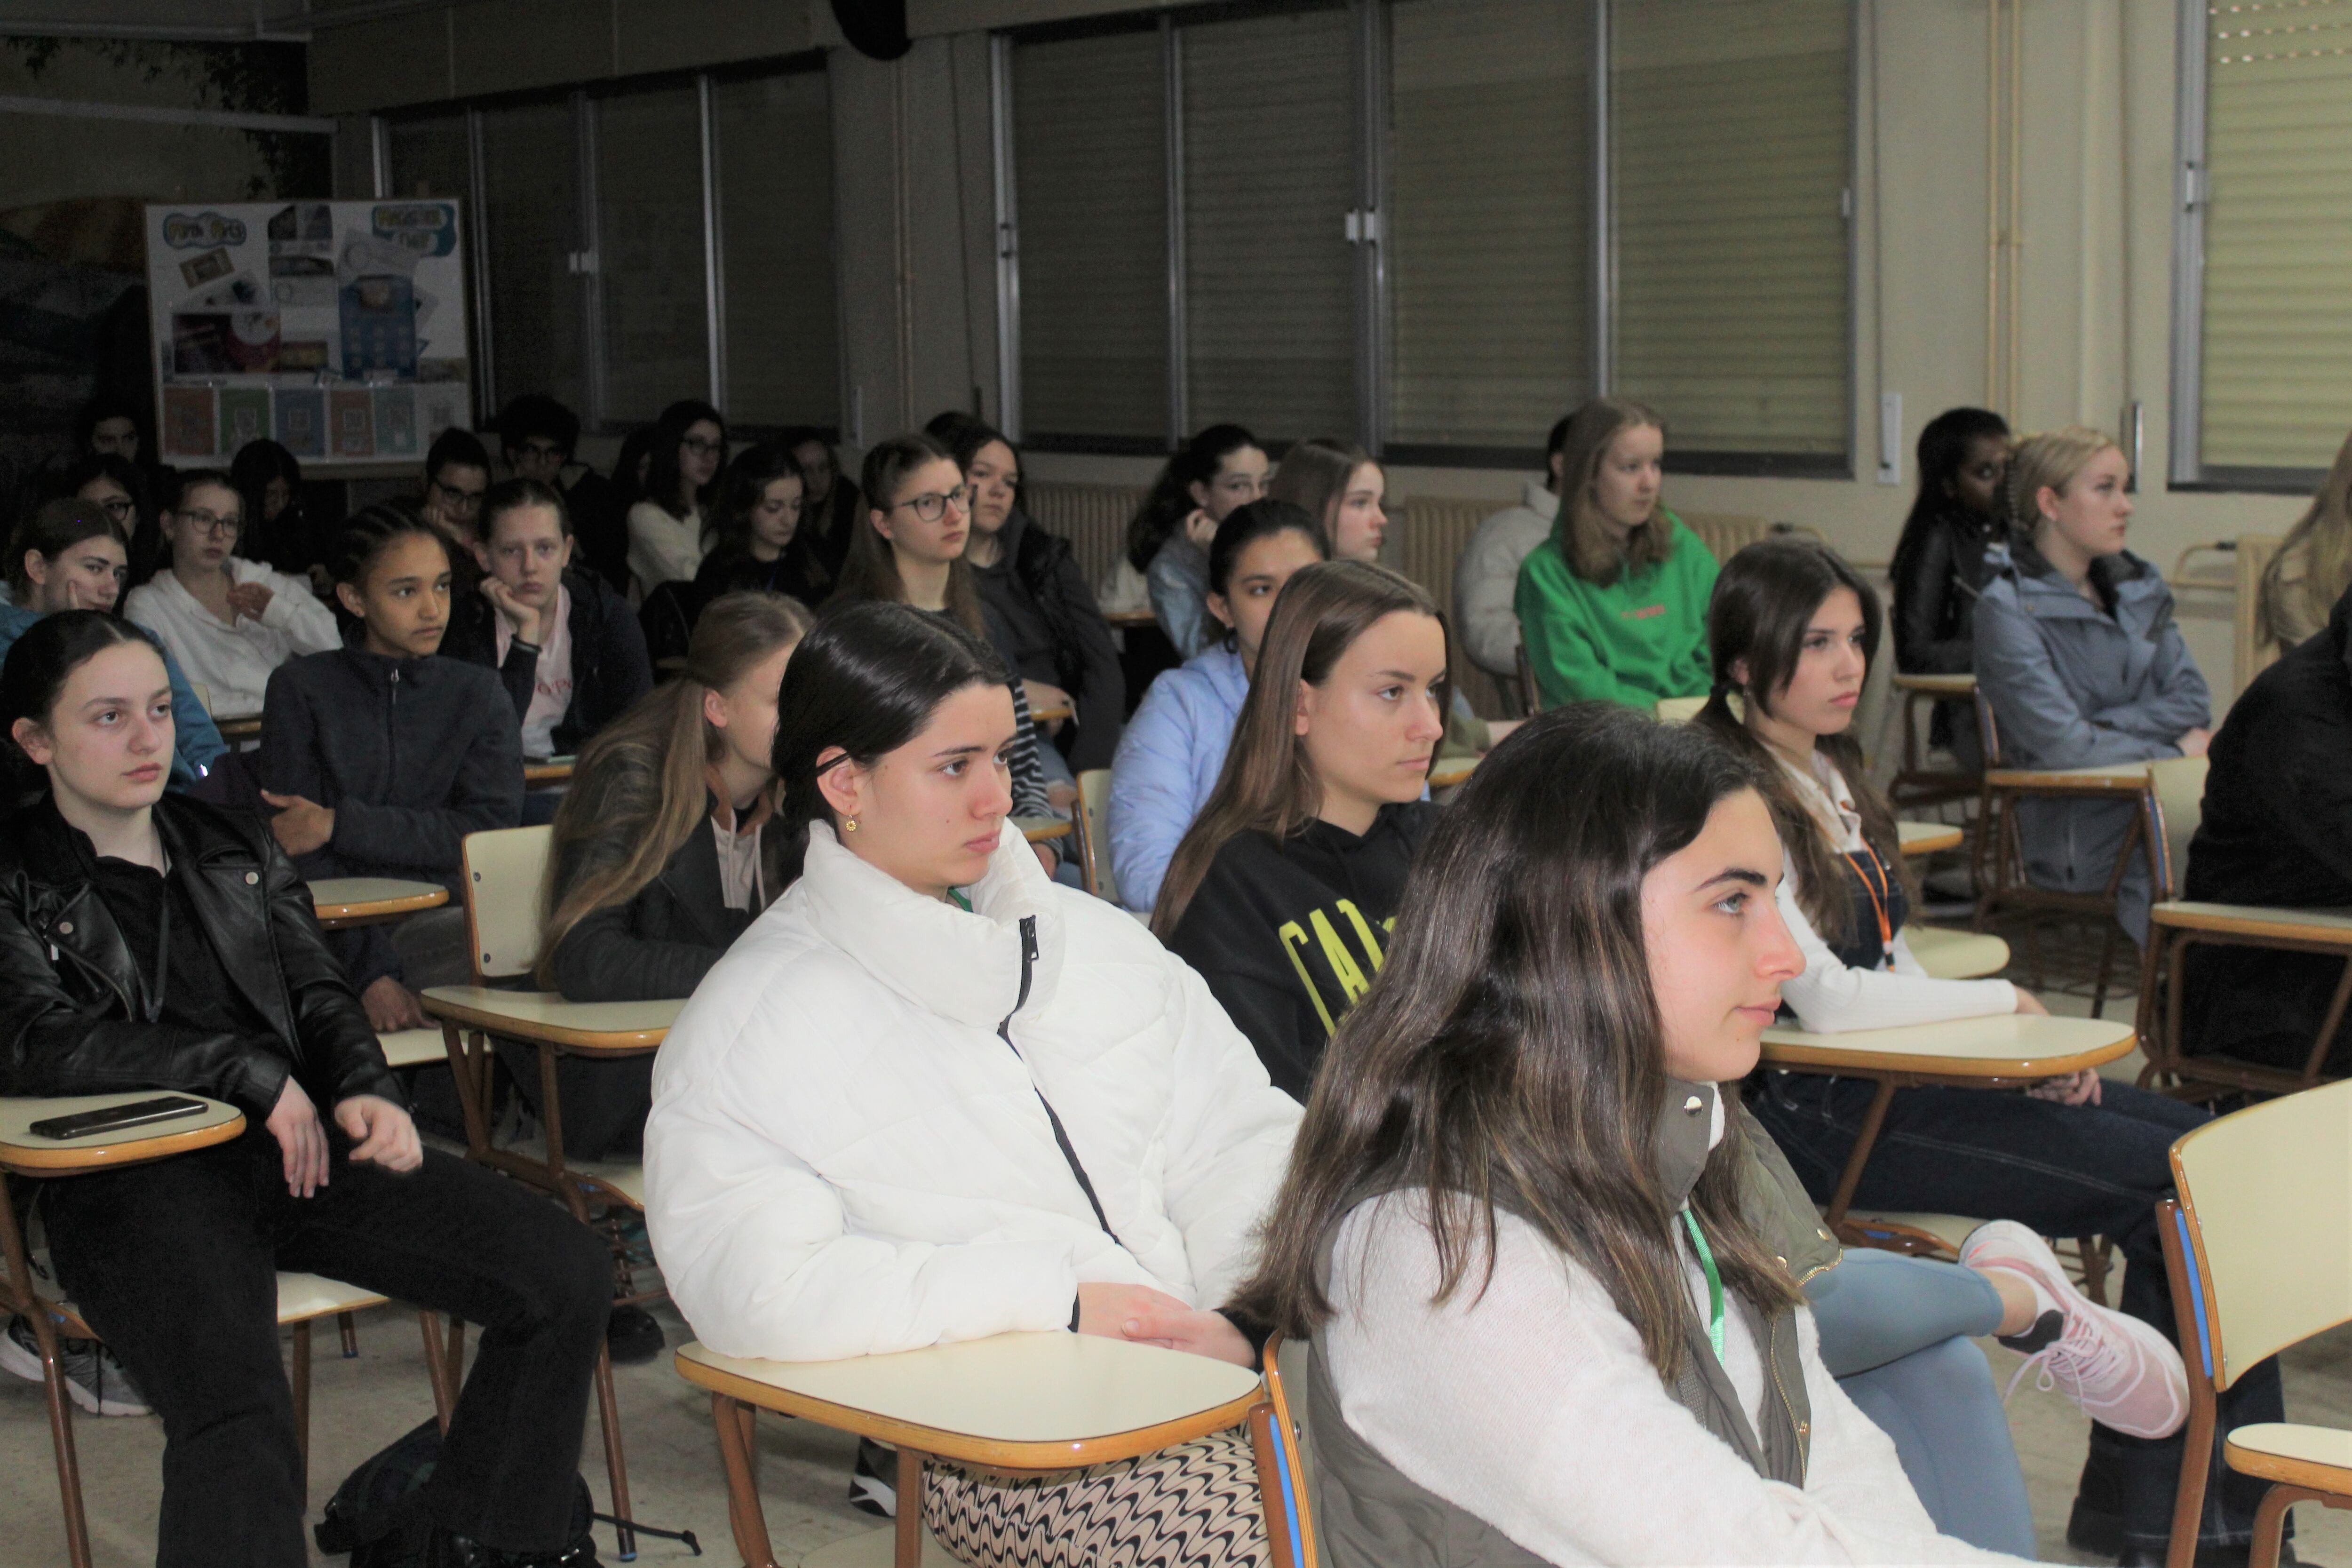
1612;0;1850;462
2201;0;2352;472
386;115;469;206
716;70;840;428
477;101;589;418
1013;28;1169;444
1182;5;1356;445
595;84;710;426
1387;0;1593;454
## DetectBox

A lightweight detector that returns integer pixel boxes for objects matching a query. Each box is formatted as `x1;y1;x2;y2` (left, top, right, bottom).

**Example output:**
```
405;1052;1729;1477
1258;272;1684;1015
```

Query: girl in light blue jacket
1974;428;2212;943
1108;501;1326;912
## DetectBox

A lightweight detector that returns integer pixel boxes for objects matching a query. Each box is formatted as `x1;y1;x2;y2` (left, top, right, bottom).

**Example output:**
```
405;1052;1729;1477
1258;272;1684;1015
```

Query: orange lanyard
1851;842;1893;953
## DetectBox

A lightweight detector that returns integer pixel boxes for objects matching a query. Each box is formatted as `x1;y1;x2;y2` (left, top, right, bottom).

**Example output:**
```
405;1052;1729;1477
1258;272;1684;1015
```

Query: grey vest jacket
1294;1081;1824;1568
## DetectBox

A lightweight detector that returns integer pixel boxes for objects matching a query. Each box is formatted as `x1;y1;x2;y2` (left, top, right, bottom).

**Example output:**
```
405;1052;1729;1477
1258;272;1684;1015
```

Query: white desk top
0;1092;244;1173
677;1331;1262;1464
310;877;449;925
1761;1011;2136;1078
421;987;680;1051
1897;820;1963;855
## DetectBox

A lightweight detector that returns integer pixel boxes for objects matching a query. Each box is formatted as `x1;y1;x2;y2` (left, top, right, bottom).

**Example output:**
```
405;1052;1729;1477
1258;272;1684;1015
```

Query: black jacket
1165;802;1435;1098
0;794;398;1118
2182;587;2352;1072
547;774;804;1003
562;467;632;596
973;510;1128;771
806;478;863;581
1889;507;1999;677
442;567;654;757
692;540;829;611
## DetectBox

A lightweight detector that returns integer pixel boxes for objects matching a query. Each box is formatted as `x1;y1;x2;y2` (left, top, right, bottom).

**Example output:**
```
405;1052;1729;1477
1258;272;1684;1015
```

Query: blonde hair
535;591;813;985
2006;427;2120;542
2258;427;2352;649
1553;397;1671;584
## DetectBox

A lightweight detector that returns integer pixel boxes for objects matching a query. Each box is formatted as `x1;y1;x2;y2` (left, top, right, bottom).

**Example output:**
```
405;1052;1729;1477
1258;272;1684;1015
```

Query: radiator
1026;482;1148;596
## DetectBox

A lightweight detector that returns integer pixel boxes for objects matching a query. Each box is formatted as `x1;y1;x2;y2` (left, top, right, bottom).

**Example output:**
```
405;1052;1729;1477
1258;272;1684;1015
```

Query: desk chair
422;823;682;1559
0;1094;453;1568
2136;756;2352;1100
1515;644;1542;715
1653;695;1707;724
1971;695;2159;1016
1889;672;1981;812
2158;1078;2352;1568
1255;1335;1321;1568
1075;769;1117;904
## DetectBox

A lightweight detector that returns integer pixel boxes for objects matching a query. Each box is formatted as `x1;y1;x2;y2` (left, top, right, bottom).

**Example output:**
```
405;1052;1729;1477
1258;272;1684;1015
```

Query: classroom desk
1430;756;1478;790
1017;815;1073;845
1897;820;1963;856
676;1331;1265;1568
1758;1012;2137;1246
213;713;263;744
523;756;576;786
1029;703;1073;724
310;877;448;930
1981;760;2153;792
1890;672;1977;698
1104;608;1158;629
0;1092;245;1566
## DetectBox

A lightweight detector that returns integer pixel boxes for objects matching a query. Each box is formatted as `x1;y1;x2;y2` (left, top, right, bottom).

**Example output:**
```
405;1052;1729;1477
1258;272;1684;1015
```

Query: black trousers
42;1127;609;1567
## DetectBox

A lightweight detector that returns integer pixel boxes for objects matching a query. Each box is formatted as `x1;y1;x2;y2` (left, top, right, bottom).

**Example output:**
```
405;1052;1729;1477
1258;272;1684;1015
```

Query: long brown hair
829;432;985;637
536;591;814;984
1267;436;1368;542
1152;560;1446;936
1694;537;1912;935
2260;425;2352;648
1230;705;1803;1371
1554;396;1671;585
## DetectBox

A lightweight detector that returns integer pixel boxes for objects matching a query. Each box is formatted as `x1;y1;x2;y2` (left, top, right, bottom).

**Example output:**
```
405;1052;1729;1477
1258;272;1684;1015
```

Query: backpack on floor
314;1417;593;1567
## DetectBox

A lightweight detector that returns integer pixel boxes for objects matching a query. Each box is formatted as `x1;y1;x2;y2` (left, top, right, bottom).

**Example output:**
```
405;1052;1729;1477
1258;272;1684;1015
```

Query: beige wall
0;41;279;211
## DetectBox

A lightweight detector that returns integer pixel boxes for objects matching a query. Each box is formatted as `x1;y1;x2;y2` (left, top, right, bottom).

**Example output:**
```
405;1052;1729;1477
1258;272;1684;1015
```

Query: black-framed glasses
176;506;240;538
889;486;972;525
429;479;485;513
681;436;724;458
94;496;135;522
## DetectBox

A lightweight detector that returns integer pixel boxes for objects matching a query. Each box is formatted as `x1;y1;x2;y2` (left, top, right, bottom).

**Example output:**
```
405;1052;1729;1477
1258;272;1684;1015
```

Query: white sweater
1453;476;1556;677
123;559;341;718
643;819;1302;1362
1776;754;2017;1033
627;500;705;596
1324;1193;2024;1565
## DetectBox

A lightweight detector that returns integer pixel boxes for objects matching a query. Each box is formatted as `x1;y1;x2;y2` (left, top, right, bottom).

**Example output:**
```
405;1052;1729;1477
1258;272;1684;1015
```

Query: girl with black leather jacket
0;612;607;1568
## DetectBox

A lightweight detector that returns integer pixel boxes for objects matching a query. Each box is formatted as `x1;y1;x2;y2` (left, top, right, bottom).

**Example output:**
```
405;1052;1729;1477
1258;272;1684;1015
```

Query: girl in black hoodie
1157;561;1450;1097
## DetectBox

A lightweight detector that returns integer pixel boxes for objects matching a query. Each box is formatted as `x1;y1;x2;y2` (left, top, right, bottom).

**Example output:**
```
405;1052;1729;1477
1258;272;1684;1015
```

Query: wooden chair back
1075;769;1117;904
2148;756;2210;902
2169;1078;2352;1388
1255;1333;1320;1568
1515;642;1542;715
459;824;555;981
1655;695;1707;724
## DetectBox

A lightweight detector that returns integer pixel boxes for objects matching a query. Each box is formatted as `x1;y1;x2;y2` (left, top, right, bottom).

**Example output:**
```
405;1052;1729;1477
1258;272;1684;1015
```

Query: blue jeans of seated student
40;1126;610;1568
1811;1250;2034;1558
1751;1072;2286;1553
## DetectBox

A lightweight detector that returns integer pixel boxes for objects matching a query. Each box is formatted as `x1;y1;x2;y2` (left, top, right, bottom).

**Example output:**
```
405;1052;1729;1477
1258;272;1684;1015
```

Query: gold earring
844;817;858;833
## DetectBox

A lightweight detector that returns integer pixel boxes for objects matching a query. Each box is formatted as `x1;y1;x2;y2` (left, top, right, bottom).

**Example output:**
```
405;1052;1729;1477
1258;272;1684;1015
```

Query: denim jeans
1749;1072;2286;1551
42;1128;610;1567
1811;1250;2034;1557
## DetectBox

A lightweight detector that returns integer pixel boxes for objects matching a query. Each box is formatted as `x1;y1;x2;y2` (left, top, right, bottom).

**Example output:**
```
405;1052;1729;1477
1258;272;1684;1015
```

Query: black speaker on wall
832;0;912;60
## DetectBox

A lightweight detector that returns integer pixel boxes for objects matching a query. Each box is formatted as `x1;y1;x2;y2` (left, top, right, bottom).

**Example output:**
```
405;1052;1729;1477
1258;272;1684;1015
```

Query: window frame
993;0;1858;476
373;49;836;441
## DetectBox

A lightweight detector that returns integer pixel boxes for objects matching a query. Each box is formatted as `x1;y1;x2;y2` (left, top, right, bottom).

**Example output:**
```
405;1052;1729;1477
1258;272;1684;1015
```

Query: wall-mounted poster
145;200;472;469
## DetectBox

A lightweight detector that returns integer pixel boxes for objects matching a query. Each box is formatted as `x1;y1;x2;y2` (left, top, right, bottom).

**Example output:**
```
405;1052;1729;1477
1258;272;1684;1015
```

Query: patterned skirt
922;1426;1269;1568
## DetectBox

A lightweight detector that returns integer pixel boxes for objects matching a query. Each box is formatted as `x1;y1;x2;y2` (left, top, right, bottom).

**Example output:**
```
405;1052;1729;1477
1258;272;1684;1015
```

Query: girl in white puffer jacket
644;600;1298;1568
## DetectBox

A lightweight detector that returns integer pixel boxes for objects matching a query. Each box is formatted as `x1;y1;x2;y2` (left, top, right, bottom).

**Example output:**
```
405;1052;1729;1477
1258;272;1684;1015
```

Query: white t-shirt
493;583;573;760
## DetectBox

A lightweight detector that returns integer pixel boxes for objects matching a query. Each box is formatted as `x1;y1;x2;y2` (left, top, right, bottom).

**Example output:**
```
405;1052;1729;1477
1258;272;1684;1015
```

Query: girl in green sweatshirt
1514;398;1717;710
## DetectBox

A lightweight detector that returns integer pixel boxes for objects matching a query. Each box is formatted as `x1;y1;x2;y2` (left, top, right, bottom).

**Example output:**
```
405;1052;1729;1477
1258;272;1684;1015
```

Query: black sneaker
0;1316;150;1416
849;1436;897;1518
604;1305;663;1366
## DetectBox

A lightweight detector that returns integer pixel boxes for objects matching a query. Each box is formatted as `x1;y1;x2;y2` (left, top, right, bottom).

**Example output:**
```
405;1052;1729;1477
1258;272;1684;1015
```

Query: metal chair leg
337;1309;359;1358
0;1174;91;1568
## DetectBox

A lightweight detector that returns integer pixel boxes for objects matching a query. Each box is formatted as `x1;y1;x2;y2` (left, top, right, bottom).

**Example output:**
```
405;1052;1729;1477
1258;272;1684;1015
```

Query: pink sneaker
1958;1219;2190;1440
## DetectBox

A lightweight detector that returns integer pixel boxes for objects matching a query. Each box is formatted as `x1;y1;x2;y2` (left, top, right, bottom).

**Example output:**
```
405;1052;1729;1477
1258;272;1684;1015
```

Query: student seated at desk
1121;424;1270;658
691;442;832;608
1888;407;2010;764
123;469;341;722
5;497;223;787
1514;396;1717;711
260;506;523;1033
443;478;652;762
532;591;812;1160
2184;578;2352;1075
1700;538;2283;1567
1107;500;1327;913
1156;561;1445;1098
1974;427;2211;946
644;601;1299;1563
0;613;608;1568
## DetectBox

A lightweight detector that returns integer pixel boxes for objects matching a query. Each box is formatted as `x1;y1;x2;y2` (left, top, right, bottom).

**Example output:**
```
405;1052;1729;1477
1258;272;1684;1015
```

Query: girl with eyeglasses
63;452;160;588
828;433;1058;838
124;470;340;723
627;399;728;597
4;496;224;787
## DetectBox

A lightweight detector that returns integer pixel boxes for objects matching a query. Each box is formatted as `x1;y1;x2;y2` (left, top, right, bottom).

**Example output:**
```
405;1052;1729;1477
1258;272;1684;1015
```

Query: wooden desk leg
416;1310;456;1432
897;1445;927;1568
0;1177;91;1568
1825;1076;1899;1239
710;1393;778;1568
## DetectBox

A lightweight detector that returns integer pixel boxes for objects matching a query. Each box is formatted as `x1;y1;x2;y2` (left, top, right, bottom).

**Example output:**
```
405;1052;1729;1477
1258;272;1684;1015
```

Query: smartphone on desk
27;1097;208;1142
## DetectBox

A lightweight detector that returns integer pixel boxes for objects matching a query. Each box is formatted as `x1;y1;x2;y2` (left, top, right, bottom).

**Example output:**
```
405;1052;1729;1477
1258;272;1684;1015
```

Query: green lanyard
1682;1210;1727;1367
948;888;972;911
